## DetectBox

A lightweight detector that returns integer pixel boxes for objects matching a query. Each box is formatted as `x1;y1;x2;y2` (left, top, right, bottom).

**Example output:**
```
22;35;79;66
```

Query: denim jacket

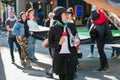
12;21;25;36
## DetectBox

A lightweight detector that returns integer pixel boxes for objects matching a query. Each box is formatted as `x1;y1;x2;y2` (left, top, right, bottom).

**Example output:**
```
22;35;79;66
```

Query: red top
93;9;108;24
26;16;40;20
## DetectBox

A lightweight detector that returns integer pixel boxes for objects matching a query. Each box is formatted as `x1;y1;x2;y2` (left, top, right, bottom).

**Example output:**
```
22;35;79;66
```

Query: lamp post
50;0;54;5
50;0;54;11
66;0;69;8
16;0;19;17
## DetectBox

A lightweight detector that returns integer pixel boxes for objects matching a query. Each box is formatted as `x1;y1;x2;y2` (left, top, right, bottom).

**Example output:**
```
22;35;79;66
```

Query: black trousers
96;40;109;69
59;74;74;80
8;37;21;62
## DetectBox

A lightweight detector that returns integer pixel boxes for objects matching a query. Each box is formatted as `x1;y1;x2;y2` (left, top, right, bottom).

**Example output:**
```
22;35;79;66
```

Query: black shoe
94;68;103;72
94;68;110;72
74;73;77;78
29;58;37;61
11;61;15;64
46;70;53;78
111;53;114;58
102;68;110;72
28;58;33;61
34;58;38;60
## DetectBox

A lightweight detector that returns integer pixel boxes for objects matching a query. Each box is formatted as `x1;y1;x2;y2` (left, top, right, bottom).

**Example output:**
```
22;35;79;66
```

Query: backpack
104;22;113;42
89;24;98;43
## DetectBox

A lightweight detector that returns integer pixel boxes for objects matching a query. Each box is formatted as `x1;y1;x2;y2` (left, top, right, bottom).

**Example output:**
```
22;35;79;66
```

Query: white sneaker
117;55;120;59
111;55;117;59
87;53;93;58
98;54;100;58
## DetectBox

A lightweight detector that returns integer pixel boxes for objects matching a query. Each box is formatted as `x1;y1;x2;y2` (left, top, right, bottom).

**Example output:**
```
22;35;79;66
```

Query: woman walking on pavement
12;12;31;67
48;6;80;80
90;7;110;72
26;8;38;61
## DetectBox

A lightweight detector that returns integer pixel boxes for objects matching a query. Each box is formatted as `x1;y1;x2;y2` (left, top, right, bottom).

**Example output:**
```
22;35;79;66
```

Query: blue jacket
12;21;25;36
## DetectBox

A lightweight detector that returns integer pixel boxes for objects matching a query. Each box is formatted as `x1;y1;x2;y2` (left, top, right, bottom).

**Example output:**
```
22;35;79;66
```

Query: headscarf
53;6;67;25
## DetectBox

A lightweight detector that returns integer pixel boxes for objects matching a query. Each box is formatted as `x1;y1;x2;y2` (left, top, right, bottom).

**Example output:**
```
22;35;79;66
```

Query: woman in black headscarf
48;6;80;80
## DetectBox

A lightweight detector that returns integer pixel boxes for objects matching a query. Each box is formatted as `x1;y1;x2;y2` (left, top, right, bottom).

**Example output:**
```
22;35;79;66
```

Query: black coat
48;22;78;74
94;22;112;42
44;19;50;27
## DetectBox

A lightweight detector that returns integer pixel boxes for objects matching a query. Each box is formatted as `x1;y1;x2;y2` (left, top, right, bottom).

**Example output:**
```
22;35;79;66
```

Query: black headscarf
19;12;29;37
91;10;100;20
53;6;67;25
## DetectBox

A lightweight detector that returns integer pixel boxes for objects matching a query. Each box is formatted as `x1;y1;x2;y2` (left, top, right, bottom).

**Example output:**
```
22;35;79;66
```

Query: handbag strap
89;23;95;32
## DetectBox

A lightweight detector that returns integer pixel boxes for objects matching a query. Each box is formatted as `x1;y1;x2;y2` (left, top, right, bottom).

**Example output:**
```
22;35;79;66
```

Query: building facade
0;0;91;25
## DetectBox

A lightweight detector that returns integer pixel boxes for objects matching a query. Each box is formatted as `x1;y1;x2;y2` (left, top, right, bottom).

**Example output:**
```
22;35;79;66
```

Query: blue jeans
90;44;94;54
8;37;21;62
112;47;120;56
28;36;36;59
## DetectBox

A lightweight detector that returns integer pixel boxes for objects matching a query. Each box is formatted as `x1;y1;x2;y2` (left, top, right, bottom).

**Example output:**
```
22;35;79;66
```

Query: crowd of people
6;9;40;67
4;5;118;80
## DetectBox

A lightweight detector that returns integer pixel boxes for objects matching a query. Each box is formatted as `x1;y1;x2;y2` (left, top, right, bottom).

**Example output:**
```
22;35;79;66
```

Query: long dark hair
19;12;27;23
53;13;64;25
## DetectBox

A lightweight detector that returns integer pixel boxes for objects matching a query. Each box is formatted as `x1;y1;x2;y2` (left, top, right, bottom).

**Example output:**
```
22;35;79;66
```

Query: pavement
0;28;120;80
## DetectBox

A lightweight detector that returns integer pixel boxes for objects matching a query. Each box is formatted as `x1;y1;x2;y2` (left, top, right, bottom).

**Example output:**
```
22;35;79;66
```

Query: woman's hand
30;32;34;35
75;39;80;47
18;36;23;42
59;36;66;45
41;39;48;48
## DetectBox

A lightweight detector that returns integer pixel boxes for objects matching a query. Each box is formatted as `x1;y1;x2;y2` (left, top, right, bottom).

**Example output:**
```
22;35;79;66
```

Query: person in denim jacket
12;12;30;67
26;8;38;61
12;22;24;36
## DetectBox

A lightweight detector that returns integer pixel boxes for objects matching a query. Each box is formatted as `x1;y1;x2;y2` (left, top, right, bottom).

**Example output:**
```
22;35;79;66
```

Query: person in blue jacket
12;12;30;67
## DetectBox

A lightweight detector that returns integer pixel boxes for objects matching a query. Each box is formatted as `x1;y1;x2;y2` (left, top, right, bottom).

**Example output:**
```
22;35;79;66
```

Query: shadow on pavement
13;60;53;78
30;60;52;69
0;53;6;80
76;59;120;80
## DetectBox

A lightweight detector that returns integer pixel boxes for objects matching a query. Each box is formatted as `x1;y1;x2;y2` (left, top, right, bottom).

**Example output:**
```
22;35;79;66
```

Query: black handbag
77;52;82;58
76;46;83;59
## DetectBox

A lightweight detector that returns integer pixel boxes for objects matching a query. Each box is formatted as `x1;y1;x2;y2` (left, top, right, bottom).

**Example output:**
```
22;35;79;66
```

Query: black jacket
44;19;50;27
48;22;78;74
94;22;112;42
